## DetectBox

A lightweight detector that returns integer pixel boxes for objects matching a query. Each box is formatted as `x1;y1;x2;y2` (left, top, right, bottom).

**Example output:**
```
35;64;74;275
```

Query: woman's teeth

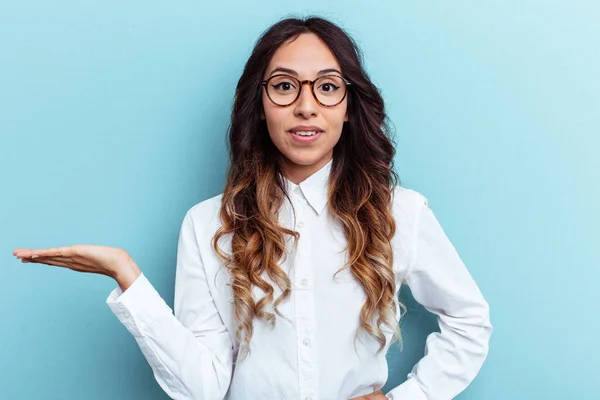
292;131;319;136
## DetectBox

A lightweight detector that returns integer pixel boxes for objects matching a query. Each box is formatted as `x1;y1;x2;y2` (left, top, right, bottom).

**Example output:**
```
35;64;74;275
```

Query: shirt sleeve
106;210;234;400
386;195;493;400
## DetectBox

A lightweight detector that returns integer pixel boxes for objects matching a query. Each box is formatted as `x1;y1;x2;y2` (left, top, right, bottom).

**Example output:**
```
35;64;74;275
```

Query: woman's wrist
113;256;142;292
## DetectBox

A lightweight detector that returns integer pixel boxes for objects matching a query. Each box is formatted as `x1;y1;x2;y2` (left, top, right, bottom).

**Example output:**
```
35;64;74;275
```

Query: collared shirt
106;159;492;400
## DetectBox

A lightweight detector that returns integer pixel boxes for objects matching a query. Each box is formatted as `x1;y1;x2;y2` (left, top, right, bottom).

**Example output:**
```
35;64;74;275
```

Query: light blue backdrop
1;1;598;399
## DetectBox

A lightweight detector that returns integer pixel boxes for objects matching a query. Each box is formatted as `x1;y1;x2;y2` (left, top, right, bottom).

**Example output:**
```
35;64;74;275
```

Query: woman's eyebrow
268;67;343;77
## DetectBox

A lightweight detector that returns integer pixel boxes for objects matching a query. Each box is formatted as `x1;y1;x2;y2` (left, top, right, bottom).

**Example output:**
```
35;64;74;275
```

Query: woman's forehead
266;33;341;78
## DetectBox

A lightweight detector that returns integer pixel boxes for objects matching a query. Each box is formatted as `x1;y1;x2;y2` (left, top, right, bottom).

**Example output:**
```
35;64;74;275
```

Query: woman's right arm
106;210;234;400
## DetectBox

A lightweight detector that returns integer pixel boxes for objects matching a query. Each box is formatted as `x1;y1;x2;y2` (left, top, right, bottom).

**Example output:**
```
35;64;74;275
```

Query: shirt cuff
385;378;427;400
105;273;174;338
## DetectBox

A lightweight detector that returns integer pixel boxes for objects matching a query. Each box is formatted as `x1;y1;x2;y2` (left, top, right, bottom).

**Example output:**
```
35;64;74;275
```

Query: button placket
290;195;319;400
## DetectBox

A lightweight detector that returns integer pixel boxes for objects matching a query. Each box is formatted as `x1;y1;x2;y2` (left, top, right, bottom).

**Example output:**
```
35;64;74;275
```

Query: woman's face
261;32;348;184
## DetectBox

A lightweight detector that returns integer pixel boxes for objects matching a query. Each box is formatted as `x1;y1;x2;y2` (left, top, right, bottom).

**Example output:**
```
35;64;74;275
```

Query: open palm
13;244;131;278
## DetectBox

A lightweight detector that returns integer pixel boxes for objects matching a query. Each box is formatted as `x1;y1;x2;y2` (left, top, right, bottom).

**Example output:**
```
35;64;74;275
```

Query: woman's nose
294;83;318;117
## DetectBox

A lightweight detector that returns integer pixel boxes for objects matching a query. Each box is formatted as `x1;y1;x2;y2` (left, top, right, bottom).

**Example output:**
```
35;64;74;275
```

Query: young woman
13;16;492;400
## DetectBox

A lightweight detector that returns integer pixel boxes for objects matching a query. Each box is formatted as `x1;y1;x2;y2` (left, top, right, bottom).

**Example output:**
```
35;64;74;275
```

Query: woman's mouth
288;130;323;144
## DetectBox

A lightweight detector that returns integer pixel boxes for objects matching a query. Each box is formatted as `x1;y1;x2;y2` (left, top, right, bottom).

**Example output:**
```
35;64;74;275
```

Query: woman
12;16;492;400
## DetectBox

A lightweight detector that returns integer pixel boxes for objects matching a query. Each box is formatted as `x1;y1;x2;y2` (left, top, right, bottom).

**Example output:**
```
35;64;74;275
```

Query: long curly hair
212;15;405;362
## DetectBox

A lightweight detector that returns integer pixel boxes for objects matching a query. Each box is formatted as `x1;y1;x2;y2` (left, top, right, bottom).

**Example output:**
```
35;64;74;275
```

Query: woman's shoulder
391;184;430;234
389;185;429;273
392;184;428;211
184;192;224;229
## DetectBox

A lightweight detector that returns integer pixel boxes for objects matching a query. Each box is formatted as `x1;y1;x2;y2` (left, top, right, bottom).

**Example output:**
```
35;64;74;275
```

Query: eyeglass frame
261;73;352;108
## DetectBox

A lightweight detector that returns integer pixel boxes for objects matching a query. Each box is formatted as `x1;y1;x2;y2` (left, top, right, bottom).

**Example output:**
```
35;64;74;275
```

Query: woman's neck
281;153;333;184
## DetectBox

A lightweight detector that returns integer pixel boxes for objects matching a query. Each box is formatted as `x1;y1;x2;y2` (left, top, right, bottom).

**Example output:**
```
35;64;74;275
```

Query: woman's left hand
349;389;388;400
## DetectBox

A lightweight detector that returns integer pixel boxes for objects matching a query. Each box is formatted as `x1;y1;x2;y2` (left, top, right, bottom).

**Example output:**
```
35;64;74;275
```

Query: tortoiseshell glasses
261;74;352;107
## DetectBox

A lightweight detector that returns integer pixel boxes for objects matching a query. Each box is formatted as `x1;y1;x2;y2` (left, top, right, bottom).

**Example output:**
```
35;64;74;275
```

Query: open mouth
291;131;320;137
288;130;323;143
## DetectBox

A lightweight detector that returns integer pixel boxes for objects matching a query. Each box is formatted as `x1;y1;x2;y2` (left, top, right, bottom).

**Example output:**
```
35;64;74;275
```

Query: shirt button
294;186;302;195
301;278;308;286
303;338;310;346
297;221;304;229
305;397;313;400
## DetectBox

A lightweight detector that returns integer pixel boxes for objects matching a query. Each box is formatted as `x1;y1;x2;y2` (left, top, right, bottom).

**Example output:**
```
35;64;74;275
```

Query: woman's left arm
385;194;493;400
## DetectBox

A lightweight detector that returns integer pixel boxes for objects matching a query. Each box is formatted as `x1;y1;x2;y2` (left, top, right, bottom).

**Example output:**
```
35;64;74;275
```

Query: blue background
1;1;598;399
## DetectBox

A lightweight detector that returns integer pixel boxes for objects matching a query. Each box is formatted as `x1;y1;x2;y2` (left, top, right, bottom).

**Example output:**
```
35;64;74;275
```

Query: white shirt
106;159;492;400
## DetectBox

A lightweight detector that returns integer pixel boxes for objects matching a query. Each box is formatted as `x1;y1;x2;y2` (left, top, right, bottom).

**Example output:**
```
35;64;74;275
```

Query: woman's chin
280;151;332;169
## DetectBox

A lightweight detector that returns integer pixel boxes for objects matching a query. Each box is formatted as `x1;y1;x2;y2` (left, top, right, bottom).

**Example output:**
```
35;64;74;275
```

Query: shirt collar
284;158;332;215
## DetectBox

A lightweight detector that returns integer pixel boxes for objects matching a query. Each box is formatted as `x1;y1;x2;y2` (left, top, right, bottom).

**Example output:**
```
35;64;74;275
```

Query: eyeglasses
261;74;351;107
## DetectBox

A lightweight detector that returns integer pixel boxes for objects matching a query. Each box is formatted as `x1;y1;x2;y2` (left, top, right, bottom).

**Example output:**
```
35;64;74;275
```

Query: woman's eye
319;83;339;92
273;82;296;91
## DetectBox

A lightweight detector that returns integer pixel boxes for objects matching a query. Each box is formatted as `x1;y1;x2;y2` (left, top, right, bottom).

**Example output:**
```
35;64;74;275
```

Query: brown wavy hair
212;15;405;362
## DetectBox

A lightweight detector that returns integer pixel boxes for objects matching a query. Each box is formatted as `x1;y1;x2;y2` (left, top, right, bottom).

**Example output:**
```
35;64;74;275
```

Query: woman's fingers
22;256;109;275
13;244;130;278
13;248;34;257
25;257;71;268
22;256;72;263
14;246;76;259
